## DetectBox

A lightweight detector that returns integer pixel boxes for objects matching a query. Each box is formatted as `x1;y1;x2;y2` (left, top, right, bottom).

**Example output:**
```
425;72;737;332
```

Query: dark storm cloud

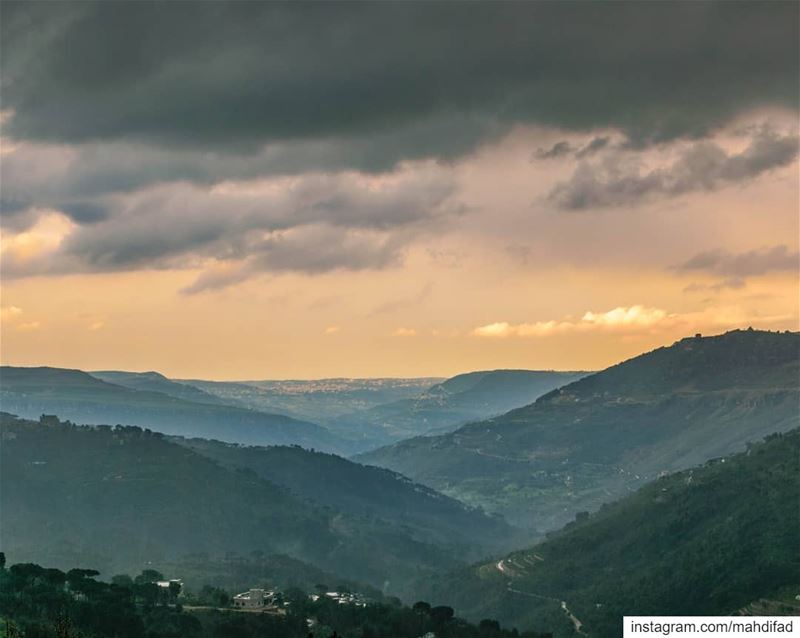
2;1;797;157
549;127;799;210
59;202;109;224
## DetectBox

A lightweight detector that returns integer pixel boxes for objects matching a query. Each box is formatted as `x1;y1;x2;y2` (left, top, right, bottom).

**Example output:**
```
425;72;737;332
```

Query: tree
168;581;182;603
134;569;164;585
430;605;454;625
480;618;501;632
112;574;134;588
413;601;431;615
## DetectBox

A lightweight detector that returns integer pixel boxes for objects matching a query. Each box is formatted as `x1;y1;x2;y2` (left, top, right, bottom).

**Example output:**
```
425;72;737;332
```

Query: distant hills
420;428;800;637
0;366;347;452
0;413;515;599
0;365;591;457
91;370;230;406
177;371;585;451
181;376;442;425
327;369;588;444
358;330;800;529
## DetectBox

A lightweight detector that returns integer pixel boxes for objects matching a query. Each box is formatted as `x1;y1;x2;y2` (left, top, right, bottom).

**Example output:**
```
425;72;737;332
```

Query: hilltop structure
232;588;278;610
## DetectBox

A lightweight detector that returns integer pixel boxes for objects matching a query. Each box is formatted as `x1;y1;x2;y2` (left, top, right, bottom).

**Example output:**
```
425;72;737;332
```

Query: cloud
324;326;340;335
474;305;669;338
0;306;23;321
683;278;746;293
180;263;251;295
582;305;668;327
2;170;460;285
392;327;417;337
534;141;574;160
1;305;44;332
549;127;799;209
575;136;611;158
16;321;42;332
2;2;797;158
474;304;793;338
370;283;433;315
677;245;799;279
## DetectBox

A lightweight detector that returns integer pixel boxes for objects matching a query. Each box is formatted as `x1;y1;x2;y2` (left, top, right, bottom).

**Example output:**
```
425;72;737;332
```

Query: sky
0;1;798;379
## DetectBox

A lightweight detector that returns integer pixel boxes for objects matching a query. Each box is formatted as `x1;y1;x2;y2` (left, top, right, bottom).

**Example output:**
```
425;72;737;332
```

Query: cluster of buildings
309;591;368;607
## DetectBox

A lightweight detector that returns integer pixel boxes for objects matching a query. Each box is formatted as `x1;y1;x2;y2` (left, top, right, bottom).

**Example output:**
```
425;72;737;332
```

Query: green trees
0;557;554;638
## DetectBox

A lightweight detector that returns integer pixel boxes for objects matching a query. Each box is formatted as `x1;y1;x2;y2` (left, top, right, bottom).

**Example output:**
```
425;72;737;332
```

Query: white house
232;588;278;609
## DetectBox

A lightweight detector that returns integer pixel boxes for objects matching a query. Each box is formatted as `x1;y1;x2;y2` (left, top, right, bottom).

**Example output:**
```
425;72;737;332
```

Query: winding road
495;556;587;636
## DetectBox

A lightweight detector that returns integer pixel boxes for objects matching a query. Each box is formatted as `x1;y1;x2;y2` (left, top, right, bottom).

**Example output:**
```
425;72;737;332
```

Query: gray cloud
59;201;109;224
0;113;492;232
534;136;612;162
575;136;611;159
534;141;574;160
677;245;799;279
549;127;799;209
2;2;797;158
2;172;460;284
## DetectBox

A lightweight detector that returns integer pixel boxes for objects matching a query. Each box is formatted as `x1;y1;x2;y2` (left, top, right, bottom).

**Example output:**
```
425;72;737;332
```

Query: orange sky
1;2;797;380
2;121;797;379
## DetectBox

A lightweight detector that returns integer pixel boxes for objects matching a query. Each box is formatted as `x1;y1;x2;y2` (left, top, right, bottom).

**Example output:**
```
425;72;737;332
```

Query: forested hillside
359;330;800;529
177;437;517;555
0;414;506;598
420;429;800;637
0;559;553;638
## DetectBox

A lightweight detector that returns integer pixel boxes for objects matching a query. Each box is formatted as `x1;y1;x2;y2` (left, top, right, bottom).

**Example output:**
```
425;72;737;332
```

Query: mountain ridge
0;366;348;453
358;329;800;529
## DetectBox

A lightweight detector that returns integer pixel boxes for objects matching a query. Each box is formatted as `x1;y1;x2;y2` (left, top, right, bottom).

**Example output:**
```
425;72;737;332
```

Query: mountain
0;413;514;599
175;436;518;554
0;366;347;452
184;372;584;452
330;370;588;444
420;429;800;637
180;377;442;424
91;370;232;406
358;330;800;529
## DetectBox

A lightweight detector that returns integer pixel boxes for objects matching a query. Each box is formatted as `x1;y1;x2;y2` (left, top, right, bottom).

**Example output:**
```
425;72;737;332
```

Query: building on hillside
324;591;367;607
156;579;184;596
232;588;278;609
